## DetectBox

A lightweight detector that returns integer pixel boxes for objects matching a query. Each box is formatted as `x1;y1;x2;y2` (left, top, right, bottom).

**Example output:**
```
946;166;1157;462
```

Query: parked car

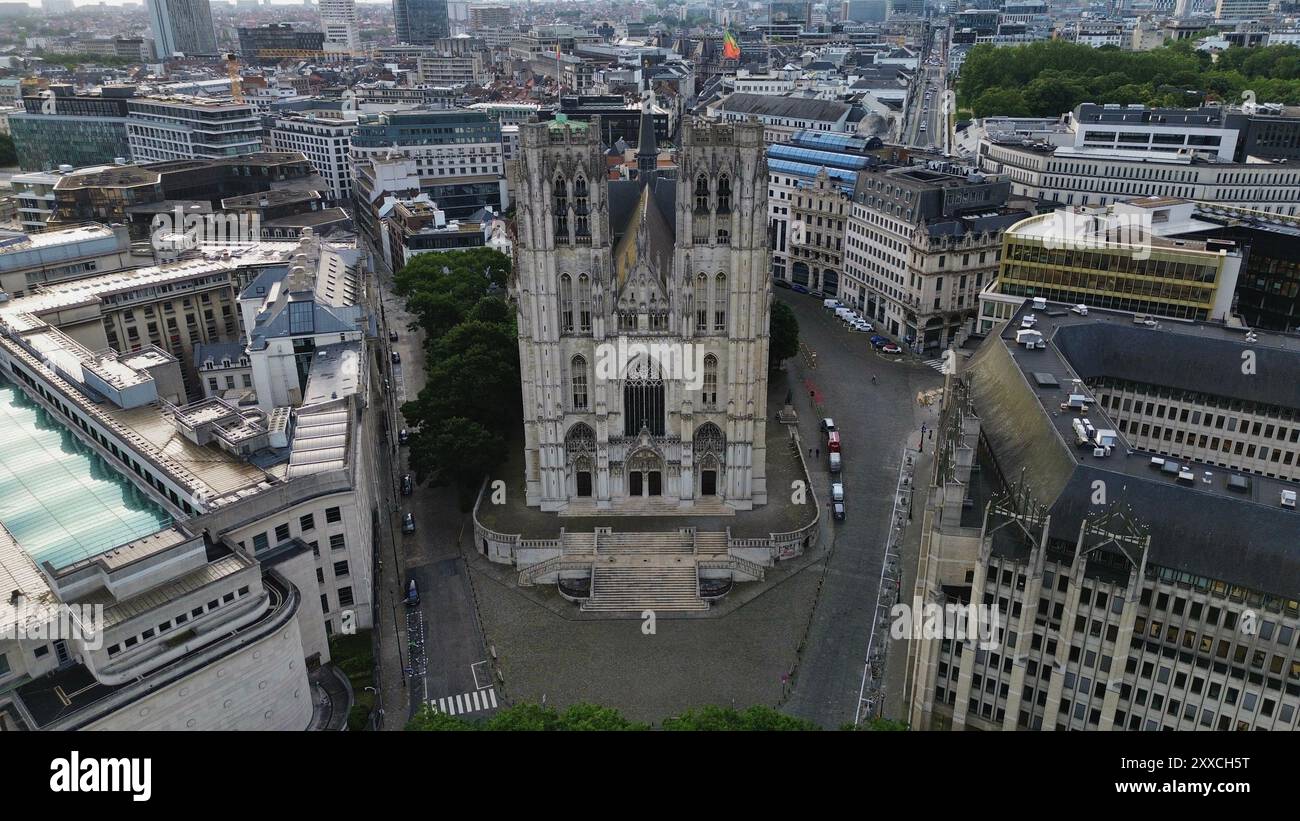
398;428;410;445
827;430;841;453
405;577;420;607
831;482;845;502
389;330;400;342
391;351;401;365
823;298;844;310
881;343;903;354
774;277;792;289
821;417;836;433
829;452;842;473
850;321;874;332
870;335;888;348
402;513;416;533
401;474;413;496
832;501;846;521
791;283;810;294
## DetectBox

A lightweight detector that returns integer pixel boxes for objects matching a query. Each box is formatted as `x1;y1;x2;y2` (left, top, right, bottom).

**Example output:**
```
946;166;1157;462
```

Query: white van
831;482;845;502
835;307;855;321
823;298;844;310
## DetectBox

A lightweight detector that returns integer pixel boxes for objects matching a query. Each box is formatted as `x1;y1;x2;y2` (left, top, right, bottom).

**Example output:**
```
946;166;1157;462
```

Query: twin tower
511;113;772;512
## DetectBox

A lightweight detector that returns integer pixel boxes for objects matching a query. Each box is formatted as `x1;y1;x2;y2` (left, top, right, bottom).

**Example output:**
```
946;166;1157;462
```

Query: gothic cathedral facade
511;114;771;513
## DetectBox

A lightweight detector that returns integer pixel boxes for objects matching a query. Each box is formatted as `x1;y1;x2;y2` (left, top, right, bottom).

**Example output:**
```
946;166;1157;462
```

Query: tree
407;704;476;730
970;88;1029;118
661;705;819;731
0;135;16;168
769;300;799;369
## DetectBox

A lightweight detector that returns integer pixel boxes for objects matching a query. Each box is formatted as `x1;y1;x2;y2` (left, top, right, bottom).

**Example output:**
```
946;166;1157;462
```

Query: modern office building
0;232;379;730
11;171;64;231
127;96;263;163
350;108;507;220
393;0;449;45
905;302;1300;732
270;105;357;204
238;23;327;57
318;0;359;53
981;199;1241;332
144;0;218;58
8;86;135;172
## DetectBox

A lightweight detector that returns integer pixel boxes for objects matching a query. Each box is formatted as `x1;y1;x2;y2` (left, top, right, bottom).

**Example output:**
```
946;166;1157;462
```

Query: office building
270;105;357;204
319;0;359;53
127;96;263;163
393;0;449;45
144;0;218;58
238;23;327;57
906;303;1300;731
8;86;135;172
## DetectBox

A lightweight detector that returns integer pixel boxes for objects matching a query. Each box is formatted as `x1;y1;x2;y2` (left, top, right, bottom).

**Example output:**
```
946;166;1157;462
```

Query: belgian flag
722;30;741;60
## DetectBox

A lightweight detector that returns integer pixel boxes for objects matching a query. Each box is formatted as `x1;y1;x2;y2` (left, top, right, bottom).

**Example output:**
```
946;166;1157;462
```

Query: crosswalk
922;359;947;373
428;687;498;717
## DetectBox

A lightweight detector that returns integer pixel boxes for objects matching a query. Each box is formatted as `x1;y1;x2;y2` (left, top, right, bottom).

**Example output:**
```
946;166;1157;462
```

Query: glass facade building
393;0;449;45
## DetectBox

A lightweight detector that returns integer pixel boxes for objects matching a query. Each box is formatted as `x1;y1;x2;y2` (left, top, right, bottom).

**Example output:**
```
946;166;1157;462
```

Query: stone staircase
561;531;596;556
693;531;730;556
581;557;709;612
595;531;694;555
559;497;735;517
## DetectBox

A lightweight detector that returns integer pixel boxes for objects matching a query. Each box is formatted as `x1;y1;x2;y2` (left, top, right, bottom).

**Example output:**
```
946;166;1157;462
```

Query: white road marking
428;687;499;717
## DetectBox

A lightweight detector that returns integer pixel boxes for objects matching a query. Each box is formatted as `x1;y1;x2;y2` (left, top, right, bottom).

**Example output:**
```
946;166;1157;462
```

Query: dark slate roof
965;300;1300;599
716;92;850;123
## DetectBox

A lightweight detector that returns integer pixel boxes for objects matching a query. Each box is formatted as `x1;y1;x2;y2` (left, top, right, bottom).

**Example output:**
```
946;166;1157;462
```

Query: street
776;288;942;727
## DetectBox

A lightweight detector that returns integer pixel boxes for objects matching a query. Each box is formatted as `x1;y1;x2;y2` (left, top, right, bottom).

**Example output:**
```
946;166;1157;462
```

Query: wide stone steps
562;531;596;555
581;561;708;612
595;532;694;555
559;497;735;517
693;532;730;555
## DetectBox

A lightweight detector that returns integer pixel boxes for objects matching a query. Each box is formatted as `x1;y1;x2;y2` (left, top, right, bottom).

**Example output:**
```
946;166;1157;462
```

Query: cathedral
511;105;772;513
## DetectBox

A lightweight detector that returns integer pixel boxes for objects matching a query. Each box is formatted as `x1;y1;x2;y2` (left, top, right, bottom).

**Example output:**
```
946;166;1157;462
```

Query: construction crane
224;52;242;103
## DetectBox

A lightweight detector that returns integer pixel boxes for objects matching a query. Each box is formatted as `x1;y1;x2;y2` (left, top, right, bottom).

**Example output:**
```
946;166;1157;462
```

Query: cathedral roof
611;177;676;293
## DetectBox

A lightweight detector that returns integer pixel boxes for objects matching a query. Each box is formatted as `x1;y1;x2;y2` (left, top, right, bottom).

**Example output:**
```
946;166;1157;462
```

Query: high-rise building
393;0;449;45
144;0;218;58
7;85;135;172
318;0;359;53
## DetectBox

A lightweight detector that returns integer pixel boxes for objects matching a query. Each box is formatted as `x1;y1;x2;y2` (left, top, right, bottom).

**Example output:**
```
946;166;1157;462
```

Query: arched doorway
693;422;725;497
791;261;810;287
627;448;664;497
565;423;596;498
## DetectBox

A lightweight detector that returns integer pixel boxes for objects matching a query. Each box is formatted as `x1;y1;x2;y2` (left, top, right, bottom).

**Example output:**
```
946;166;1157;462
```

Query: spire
635;86;658;183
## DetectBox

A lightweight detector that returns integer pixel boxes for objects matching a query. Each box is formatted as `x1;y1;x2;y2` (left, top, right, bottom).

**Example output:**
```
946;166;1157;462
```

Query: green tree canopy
661;705;819;731
769;300;800;369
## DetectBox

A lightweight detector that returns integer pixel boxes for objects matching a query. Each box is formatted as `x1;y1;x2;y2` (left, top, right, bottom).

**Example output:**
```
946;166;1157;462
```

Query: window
326;507;342;524
559;273;574;333
333;560;350;578
695;273;708;332
694;173;709;211
577;274;591;333
571;355;588;410
330;533;346;551
702;354;718;408
713;274;727;331
339;586;355;607
300;513;315;532
553;176;568;237
275;523;290;543
321;594;329;614
252;532;269;553
717;175;731;212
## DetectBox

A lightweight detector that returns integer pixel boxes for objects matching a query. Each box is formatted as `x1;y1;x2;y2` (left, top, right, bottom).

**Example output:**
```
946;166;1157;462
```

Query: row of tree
958;40;1300;119
407;701;909;731
393;247;518;509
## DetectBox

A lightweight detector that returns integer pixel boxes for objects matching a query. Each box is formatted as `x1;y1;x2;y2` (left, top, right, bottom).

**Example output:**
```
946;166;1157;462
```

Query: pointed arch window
702;354;718;408
717;175;731;213
573;176;590;236
695;273;708;333
559;273;574;333
571;355;588;410
694;173;709;212
577;273;592;333
713;273;728;332
553;176;569;240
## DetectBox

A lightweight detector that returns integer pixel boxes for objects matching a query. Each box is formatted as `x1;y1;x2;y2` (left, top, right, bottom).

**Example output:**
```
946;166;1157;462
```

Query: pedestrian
816;448;820;458
871;375;877;385
808;447;813;457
